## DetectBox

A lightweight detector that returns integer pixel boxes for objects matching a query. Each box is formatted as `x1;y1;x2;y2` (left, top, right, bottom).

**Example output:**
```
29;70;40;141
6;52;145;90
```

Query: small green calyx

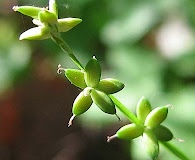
84;56;101;87
136;96;152;123
107;124;144;142
91;89;116;114
153;125;173;141
143;130;159;160
58;18;82;32
68;90;93;127
13;0;82;40
116;123;144;140
19;26;50;40
72;91;93;116
12;6;43;19
97;78;125;94
38;10;57;24
144;106;168;129
65;69;86;89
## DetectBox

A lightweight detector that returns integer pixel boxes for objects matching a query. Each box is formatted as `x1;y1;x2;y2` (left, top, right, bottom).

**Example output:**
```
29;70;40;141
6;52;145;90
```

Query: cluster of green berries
107;97;173;160
58;56;124;126
13;0;81;40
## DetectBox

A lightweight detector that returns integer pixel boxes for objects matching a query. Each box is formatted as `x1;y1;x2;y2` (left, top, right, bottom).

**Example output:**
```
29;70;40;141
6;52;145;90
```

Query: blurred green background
0;0;195;159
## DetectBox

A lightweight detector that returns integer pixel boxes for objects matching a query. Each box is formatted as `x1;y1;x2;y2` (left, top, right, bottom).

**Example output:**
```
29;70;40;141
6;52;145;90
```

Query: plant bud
19;26;50;40
153;125;173;141
72;91;93;116
65;69;86;89
91;89;116;114
116;123;144;140
38;10;57;24
143;130;159;160
57;18;82;32
97;78;125;94
84;57;101;87
13;6;42;19
144;106;168;129
136;96;152;123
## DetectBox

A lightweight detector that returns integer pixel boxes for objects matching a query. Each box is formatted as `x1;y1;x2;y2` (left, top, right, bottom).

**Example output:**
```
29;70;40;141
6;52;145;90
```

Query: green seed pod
13;6;42;19
49;0;58;18
144;106;168;129
143;130;159;160
72;91;93;116
57;18;82;33
97;78;125;94
136;96;152;123
153;125;173;141
84;57;101;87
38;10;57;24
116;123;144;140
91;89;116;114
65;69;86;89
19;26;50;40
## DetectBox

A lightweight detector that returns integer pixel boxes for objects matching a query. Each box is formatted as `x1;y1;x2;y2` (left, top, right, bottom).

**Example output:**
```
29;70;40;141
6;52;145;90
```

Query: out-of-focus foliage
1;0;195;159
0;18;31;95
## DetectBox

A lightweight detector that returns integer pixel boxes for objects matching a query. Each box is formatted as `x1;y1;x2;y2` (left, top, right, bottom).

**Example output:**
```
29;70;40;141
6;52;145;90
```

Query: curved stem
110;95;141;125
160;141;190;160
51;33;84;70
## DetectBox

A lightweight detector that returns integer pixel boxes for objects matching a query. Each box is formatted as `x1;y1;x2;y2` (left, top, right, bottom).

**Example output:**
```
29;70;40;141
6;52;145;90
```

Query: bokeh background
0;0;195;159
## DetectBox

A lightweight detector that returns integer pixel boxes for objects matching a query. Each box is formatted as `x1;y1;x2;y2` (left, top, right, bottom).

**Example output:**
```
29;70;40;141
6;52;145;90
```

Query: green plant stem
109;95;141;125
51;33;84;70
160;141;190;160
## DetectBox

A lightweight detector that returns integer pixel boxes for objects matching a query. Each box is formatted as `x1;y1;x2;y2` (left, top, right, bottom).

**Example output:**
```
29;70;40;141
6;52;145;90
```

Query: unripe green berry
153;125;173;141
72;91;93;116
97;78;125;94
145;106;168;129
84;57;101;87
65;69;86;89
143;130;159;160
136;96;152;123
91;89;116;114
